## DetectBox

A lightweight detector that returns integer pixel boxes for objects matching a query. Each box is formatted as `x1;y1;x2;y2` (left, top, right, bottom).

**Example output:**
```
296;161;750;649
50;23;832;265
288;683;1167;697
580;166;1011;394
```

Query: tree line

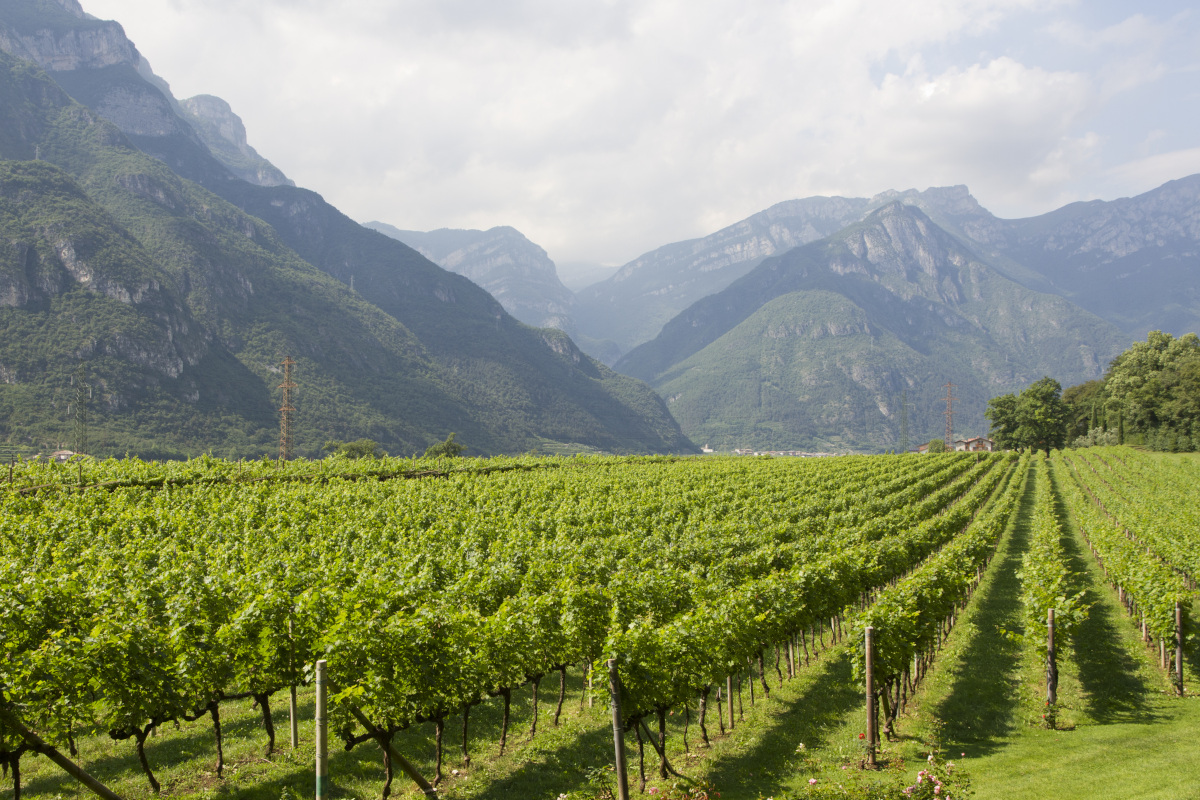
986;331;1200;453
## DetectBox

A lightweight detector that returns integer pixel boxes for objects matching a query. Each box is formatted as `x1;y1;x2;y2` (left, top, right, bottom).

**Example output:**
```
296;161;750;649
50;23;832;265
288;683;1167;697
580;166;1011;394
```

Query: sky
83;0;1200;271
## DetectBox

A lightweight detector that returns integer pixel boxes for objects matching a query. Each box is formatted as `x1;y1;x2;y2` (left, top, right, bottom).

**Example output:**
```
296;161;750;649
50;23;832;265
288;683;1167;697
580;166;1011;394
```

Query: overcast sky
83;0;1200;269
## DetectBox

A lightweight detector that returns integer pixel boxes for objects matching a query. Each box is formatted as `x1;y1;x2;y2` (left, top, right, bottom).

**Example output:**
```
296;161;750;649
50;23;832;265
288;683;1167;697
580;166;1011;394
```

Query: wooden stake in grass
607;659;630;800
461;703;472;766
727;674;736;729
315;659;329;800
1047;609;1058;711
1177;602;1185;696
288;614;298;750
341;709;435;798
865;626;877;769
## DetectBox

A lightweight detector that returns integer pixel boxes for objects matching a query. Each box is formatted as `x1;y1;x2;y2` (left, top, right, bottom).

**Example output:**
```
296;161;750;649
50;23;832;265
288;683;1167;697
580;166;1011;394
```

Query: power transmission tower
278;356;297;462
899;389;909;453
943;382;955;450
73;364;89;456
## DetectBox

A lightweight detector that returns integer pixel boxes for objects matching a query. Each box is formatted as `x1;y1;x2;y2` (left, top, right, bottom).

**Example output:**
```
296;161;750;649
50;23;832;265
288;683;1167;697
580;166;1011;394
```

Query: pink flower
809;778;818;784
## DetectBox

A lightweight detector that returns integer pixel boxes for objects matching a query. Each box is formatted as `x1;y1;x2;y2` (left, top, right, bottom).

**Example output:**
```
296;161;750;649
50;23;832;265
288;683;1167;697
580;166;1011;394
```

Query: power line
943;382;955;449
279;357;297;462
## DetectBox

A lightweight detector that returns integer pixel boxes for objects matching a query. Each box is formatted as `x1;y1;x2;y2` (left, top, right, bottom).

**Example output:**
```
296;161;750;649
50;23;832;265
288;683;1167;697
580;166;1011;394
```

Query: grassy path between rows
912;459;1200;800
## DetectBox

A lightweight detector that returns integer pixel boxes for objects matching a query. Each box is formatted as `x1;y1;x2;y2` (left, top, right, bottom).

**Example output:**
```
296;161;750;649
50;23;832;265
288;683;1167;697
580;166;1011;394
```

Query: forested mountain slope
0;3;693;457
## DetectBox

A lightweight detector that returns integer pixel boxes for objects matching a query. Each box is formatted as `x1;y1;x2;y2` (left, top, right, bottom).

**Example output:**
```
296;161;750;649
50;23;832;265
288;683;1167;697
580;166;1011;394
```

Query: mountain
364;222;576;331
945;177;1200;338
0;1;694;457
573;180;1200;364
573;196;871;358
618;203;1130;452
177;94;294;188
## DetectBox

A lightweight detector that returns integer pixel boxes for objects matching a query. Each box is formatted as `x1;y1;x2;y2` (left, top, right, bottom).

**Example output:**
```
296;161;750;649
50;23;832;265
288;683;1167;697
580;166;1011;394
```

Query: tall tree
985;393;1020;451
1016;377;1069;455
986;377;1069;455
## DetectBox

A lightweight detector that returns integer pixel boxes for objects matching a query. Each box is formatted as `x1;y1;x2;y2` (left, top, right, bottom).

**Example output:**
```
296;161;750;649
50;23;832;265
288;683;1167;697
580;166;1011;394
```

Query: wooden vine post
726;674;735;731
865;626;877;768
607;659;631;800
288;613;299;749
1177;602;1185;696
315;659;328;800
1046;609;1057;708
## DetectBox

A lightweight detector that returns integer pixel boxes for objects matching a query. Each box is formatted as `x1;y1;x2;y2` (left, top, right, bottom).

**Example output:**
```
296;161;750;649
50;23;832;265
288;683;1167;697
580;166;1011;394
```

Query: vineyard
1;449;1197;799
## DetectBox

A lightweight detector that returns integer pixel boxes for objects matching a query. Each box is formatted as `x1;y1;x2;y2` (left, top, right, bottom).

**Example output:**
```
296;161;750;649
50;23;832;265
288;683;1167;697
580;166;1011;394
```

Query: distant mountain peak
835;203;967;287
180;95;249;149
868;184;992;223
364;221;576;332
179;94;293;187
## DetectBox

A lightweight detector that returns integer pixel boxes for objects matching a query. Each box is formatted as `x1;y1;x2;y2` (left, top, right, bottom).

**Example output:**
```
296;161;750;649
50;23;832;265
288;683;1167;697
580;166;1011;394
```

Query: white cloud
1103;147;1200;198
82;0;1199;263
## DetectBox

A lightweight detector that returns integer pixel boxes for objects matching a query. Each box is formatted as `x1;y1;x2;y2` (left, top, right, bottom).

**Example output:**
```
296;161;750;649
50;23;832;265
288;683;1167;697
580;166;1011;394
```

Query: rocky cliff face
0;5;201;143
0;4;291;187
0;0;136;71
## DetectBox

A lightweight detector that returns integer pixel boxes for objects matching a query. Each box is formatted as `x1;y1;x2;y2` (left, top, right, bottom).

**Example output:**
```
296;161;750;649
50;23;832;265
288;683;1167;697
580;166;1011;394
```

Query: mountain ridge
620;203;1129;451
571;178;1199;363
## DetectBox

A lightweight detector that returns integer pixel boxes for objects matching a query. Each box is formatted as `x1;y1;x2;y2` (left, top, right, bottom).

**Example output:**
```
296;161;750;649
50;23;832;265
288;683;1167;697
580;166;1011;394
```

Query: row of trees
321;432;466;459
986;331;1200;454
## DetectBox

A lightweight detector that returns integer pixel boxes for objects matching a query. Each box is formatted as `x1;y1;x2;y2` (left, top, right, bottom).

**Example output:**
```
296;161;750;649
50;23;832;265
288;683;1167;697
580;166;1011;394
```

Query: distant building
953;437;994;452
49;450;76;462
701;444;715;453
